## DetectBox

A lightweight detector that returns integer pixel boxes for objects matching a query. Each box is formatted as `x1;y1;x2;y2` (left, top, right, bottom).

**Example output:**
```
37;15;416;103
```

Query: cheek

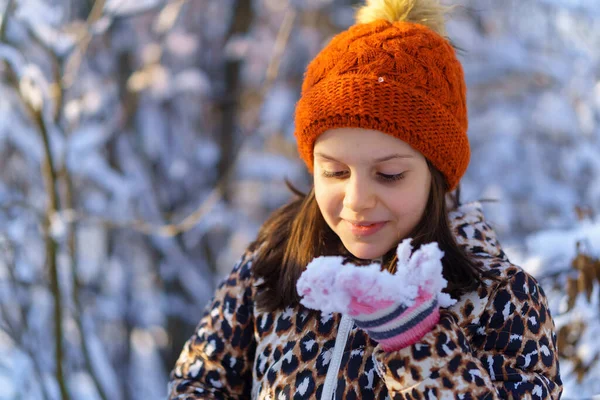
314;180;342;219
314;180;332;212
386;186;429;218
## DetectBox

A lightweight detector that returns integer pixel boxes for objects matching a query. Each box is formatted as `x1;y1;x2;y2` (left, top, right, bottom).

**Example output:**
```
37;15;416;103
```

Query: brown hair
248;162;498;313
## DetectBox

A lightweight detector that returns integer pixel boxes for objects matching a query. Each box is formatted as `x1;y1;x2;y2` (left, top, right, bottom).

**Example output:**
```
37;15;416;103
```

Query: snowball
296;256;352;315
296;240;457;315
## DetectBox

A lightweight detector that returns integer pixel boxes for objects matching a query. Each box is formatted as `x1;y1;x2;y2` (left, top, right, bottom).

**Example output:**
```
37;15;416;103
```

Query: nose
343;174;376;212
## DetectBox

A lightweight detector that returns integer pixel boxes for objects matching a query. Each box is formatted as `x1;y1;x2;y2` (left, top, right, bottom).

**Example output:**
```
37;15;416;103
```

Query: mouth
345;220;387;236
347;220;382;225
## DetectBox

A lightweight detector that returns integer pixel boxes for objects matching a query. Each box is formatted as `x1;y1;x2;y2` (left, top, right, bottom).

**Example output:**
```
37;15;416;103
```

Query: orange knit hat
294;0;469;191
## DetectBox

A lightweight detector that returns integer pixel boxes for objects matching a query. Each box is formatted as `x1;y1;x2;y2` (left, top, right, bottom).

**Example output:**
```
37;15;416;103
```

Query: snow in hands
296;239;457;315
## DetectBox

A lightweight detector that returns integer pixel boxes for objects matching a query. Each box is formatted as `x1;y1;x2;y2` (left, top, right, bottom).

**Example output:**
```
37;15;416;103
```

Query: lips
345;220;387;236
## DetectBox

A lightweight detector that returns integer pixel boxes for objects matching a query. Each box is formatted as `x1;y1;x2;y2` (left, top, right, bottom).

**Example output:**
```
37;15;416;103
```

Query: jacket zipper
320;314;353;400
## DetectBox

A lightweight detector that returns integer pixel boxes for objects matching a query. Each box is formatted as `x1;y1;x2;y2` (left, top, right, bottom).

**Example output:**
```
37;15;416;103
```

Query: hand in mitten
296;239;456;352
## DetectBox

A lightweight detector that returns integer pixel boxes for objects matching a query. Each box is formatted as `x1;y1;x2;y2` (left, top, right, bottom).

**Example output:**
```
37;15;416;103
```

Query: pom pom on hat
294;0;470;191
355;0;451;36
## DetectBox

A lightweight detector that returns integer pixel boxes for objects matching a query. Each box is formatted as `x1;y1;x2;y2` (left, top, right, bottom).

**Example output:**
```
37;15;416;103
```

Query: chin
344;242;387;261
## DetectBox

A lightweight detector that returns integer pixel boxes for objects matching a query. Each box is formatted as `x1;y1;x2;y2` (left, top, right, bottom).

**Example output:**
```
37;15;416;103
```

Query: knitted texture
294;19;470;191
349;288;440;352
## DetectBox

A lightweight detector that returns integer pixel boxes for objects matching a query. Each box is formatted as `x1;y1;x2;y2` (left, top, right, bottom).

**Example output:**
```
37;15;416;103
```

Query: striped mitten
348;287;440;352
338;239;452;352
297;239;455;352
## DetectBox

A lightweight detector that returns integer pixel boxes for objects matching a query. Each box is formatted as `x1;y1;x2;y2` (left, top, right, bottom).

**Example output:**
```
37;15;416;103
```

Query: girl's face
313;128;431;260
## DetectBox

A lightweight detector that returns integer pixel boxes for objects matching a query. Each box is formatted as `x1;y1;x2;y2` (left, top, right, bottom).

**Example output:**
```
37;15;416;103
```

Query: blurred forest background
0;0;599;399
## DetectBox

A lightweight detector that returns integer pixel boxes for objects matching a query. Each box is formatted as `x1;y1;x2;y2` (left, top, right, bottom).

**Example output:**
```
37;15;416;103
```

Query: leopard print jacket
168;202;562;399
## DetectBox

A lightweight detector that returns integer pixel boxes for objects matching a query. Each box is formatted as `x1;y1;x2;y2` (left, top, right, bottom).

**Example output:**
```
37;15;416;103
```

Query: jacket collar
448;202;506;260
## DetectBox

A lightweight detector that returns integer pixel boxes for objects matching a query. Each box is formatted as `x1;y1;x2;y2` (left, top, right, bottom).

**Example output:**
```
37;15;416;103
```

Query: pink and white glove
296;239;456;352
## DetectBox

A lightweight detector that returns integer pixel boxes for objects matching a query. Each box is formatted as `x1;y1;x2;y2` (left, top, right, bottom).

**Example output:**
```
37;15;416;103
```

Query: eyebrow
314;153;414;162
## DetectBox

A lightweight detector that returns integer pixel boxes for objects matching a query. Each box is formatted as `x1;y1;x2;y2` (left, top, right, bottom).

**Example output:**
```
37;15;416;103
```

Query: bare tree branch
62;0;106;88
0;0;15;40
264;9;296;94
119;7;297;237
6;3;296;241
62;168;110;400
34;102;72;400
1;18;71;400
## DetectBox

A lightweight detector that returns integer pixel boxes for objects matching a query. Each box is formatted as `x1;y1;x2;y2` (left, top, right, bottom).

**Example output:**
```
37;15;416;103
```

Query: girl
168;0;562;398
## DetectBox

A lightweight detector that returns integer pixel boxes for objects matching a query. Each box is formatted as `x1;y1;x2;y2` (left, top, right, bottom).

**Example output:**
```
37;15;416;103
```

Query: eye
322;170;348;179
378;172;406;182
